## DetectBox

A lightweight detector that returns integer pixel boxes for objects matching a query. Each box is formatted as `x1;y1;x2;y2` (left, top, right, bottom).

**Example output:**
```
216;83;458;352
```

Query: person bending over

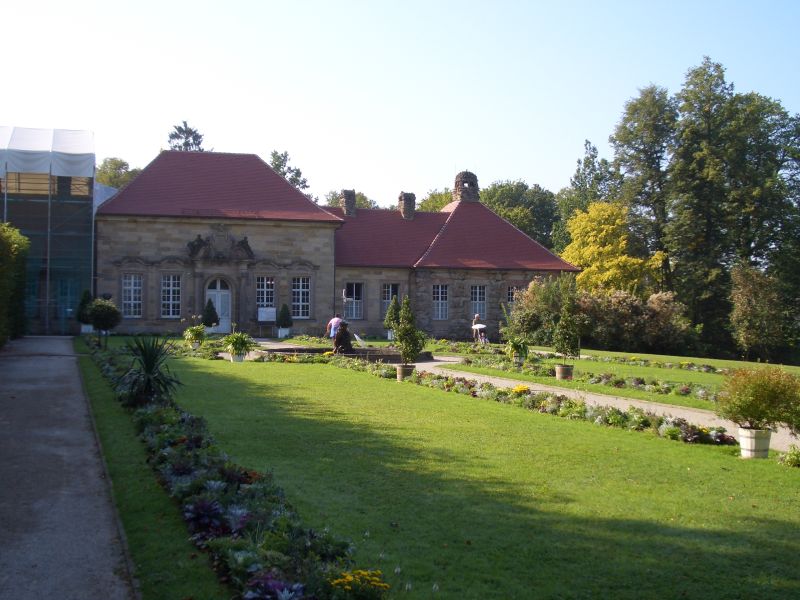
333;321;353;354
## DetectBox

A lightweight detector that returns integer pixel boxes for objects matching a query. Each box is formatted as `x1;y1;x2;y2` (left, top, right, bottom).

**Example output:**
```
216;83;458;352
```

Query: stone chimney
452;171;479;202
398;192;416;220
341;189;356;216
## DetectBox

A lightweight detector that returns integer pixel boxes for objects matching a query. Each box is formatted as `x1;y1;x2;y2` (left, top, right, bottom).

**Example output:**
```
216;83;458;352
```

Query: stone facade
95;216;338;335
333;267;413;337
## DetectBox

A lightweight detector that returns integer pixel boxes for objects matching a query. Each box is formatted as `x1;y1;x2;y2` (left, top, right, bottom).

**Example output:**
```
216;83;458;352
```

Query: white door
206;279;232;333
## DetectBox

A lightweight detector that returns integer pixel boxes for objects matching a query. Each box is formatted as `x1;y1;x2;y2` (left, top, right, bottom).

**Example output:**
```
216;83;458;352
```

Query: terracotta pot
555;364;573;380
396;364;415;381
738;427;771;459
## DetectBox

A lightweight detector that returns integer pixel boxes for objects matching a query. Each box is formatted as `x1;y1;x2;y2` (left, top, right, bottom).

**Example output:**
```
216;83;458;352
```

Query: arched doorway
205;278;232;333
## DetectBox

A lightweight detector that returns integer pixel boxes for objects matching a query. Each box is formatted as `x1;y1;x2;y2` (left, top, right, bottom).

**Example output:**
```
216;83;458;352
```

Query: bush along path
87;338;390;600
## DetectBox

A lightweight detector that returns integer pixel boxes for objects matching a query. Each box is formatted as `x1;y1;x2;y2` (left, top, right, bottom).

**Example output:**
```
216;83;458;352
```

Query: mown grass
76;340;231;600
172;358;800;599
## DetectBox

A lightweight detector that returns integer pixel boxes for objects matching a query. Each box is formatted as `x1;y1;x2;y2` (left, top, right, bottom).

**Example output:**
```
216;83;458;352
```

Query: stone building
95;151;577;339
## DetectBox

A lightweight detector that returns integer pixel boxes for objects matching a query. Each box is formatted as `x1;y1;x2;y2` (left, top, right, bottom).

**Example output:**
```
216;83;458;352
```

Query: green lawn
77;345;231;600
171;358;800;599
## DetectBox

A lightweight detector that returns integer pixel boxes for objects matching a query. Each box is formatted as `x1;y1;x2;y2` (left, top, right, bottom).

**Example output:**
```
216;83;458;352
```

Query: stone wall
411;269;550;341
95;216;337;336
333;267;413;338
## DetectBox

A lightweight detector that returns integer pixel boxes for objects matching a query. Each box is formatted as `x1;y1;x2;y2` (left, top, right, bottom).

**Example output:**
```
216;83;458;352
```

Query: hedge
0;223;30;347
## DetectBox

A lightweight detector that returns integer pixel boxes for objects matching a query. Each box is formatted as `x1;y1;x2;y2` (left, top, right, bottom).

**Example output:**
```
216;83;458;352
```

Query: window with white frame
507;286;520;306
160;274;181;318
432;284;448;320
471;285;486;319
121;273;142;318
344;282;364;320
291;276;311;318
381;283;399;316
256;276;275;307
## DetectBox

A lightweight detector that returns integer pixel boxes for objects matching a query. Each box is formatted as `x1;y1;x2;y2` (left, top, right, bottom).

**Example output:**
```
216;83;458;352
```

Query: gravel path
413;356;798;452
0;337;136;600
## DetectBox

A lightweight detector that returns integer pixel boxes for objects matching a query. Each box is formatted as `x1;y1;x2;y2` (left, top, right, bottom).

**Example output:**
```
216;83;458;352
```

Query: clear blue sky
5;0;799;206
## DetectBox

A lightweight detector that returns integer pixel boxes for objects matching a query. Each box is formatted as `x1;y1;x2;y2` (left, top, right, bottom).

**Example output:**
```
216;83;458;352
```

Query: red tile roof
97;151;341;223
328;207;448;267
330;202;578;271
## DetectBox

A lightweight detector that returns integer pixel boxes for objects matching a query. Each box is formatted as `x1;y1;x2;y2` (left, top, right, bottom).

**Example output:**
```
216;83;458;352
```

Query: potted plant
221;327;257;362
717;367;800;458
276;303;293;339
552;310;580;380
383;295;400;341
183;323;206;349
394;296;426;381
505;336;529;366
77;290;93;334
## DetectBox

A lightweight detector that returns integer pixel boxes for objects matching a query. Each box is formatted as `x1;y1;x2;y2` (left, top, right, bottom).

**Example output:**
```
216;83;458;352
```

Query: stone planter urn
396;364;415;381
230;354;245;363
191;342;200;350
738;428;771;459
555;364;574;380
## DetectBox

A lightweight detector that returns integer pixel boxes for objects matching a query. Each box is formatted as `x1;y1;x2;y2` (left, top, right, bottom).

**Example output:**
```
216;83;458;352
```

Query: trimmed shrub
88;299;122;348
201;298;219;327
0;223;30;346
717;367;800;432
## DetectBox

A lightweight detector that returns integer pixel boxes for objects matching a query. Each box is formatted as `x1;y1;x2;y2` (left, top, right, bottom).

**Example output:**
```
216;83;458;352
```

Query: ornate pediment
187;225;255;261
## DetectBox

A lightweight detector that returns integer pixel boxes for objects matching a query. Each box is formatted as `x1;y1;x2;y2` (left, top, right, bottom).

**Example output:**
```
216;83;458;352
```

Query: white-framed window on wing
121;273;142;318
432;284;448;320
507;286;521;308
381;283;399;317
256;276;275;308
471;285;486;319
291;276;311;318
344;282;364;320
160;274;181;318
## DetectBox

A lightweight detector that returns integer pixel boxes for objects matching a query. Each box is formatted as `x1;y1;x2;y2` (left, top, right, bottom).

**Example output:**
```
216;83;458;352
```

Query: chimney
398;191;416;220
341;189;356;216
452;171;479;202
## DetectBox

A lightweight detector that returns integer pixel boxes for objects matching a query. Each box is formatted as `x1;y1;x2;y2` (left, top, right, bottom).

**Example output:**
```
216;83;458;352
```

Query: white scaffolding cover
0;126;95;178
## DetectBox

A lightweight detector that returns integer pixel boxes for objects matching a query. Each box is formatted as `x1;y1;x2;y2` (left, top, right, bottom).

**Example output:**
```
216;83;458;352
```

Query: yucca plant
115;336;181;407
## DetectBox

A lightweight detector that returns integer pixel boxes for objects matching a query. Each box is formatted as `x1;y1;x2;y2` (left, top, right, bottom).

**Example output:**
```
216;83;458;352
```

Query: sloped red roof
97;151;341;223
331;202;578;271
328;207;448;267
416;201;578;271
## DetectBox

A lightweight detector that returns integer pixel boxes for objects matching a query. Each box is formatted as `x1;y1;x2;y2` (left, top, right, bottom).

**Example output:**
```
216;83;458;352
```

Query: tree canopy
95;157;142;189
324;190;378;209
270;151;309;191
168;121;205;151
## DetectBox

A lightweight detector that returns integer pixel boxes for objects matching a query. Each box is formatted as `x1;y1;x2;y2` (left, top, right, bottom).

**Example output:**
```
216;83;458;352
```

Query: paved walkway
412;356;798;452
0;337;136;600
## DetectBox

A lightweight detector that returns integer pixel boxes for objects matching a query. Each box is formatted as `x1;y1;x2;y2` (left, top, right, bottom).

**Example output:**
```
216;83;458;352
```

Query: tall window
121;273;142;318
381;283;399;316
292;276;310;318
344;282;364;320
160;274;181;318
256;276;275;307
507;286;520;307
471;285;486;319
432;284;448;320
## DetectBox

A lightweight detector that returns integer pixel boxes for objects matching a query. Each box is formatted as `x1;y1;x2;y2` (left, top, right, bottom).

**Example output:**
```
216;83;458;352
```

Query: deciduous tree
168;121;205;151
95;157;142;189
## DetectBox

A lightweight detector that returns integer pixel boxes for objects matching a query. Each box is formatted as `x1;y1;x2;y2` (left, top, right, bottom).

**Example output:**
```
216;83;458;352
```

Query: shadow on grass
173;359;799;599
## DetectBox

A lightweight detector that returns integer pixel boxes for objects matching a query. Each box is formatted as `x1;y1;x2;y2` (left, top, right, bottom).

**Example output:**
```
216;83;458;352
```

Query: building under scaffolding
1;127;96;334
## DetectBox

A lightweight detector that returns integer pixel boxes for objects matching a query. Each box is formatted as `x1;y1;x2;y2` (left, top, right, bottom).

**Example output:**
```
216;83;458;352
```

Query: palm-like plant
115;336;181;407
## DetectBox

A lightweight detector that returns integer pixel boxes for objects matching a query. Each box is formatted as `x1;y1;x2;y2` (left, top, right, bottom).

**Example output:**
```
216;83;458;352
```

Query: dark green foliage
95;157;141;189
168;121;204;151
270;150;309;190
382;295;400;331
115;336;181;407
0;223;30;346
394;296;426;364
77;290;93;325
201;298;219;327
552;310;580;362
88;299;122;348
276;303;293;328
504;274;577;346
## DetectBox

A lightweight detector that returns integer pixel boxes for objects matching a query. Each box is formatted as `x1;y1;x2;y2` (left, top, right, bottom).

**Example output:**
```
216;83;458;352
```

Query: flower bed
88;342;389;600
462;356;718;402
